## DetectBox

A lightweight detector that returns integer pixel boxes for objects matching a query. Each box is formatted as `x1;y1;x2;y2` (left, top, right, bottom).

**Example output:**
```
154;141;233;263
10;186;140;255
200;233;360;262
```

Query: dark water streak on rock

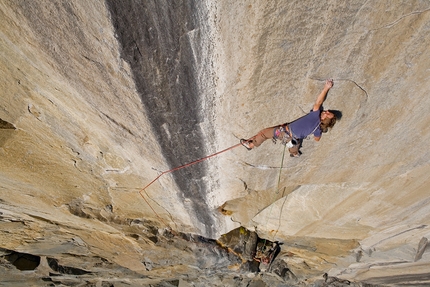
106;0;215;236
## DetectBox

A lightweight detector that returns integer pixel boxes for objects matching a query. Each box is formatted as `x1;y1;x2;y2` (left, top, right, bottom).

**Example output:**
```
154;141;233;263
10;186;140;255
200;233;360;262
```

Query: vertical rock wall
211;1;430;283
106;0;218;237
0;0;200;242
1;0;430;285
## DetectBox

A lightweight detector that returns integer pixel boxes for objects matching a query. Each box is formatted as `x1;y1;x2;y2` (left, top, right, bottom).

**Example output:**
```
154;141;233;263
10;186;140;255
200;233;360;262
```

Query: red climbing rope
138;141;243;227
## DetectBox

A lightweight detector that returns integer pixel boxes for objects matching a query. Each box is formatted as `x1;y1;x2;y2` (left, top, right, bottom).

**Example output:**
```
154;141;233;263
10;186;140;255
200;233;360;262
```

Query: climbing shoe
240;139;253;150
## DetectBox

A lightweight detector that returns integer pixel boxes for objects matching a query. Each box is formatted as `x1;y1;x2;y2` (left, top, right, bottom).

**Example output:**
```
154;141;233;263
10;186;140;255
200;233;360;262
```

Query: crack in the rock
241;161;288;170
72;159;79;170
229;217;242;226
369;224;427;249
133;40;143;57
0;118;16;130
237;178;248;191
372;8;430;31
100;111;134;136
336;78;369;101
81;55;103;68
151;167;164;173
310;77;369;101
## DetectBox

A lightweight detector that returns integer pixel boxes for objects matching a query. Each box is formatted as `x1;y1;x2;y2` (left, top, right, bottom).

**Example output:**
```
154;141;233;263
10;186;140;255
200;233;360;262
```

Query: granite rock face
1;0;430;286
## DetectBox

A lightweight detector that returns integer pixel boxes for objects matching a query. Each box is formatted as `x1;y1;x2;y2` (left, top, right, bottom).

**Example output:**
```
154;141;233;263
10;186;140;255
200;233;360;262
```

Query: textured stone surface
1;0;430;286
106;0;220;238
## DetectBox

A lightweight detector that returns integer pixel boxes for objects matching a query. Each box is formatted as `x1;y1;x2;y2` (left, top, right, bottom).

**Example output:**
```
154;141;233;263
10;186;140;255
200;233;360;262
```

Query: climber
240;79;338;157
254;242;281;272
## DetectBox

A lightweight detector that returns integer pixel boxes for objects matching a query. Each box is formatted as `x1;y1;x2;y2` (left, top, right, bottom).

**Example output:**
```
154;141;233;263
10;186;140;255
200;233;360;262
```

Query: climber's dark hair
320;110;342;133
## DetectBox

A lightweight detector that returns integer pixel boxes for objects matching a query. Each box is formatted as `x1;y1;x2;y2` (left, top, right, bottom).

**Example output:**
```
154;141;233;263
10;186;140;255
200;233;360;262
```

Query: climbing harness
272;125;297;147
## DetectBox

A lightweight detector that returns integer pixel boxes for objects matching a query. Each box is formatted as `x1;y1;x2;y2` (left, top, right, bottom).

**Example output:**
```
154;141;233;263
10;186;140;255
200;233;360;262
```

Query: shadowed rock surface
107;0;216;237
1;0;430;286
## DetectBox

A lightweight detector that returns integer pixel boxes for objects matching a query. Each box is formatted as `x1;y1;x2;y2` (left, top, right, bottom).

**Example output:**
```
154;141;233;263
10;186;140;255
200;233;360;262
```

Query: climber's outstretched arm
313;79;333;111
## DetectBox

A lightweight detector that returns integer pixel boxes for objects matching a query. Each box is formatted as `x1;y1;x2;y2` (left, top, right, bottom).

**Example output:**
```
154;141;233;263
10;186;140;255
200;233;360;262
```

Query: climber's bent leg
250;127;276;148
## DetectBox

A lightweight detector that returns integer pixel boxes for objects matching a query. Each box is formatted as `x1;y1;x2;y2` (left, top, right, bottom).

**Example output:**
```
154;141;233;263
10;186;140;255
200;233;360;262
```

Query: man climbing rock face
241;79;338;157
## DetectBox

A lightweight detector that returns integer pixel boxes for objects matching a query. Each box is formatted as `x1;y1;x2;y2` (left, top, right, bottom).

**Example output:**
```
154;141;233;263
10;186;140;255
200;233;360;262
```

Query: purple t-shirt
289;107;322;139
